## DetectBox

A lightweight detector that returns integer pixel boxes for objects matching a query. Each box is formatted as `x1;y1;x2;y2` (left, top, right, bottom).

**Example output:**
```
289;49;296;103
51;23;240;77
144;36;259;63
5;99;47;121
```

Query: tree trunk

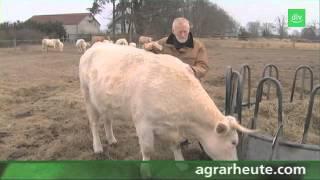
127;21;132;42
112;0;116;40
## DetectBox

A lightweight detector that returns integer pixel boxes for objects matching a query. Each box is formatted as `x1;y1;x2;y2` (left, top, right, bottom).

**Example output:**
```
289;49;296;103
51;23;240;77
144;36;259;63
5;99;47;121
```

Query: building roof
29;13;100;25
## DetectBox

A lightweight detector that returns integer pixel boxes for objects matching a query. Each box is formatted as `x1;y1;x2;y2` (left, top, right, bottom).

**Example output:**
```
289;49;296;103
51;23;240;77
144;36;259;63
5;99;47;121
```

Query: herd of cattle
42;34;257;161
37;33;260;164
41;36;153;53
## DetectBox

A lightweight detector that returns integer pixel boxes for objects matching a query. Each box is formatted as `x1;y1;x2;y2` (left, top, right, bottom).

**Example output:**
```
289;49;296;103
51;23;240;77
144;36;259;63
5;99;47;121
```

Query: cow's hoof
108;138;118;145
93;146;103;154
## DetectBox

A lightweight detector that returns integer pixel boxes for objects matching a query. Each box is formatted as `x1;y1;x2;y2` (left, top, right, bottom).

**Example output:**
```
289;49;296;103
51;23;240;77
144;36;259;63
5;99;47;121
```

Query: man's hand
144;42;153;50
144;42;163;51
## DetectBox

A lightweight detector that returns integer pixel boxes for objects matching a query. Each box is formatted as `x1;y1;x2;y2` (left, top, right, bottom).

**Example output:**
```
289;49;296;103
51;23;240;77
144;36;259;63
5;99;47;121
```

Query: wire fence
0;33;93;48
0;39;42;48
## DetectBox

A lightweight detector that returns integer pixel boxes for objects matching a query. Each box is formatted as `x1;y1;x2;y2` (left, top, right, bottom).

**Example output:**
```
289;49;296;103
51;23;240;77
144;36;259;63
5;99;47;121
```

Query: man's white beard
176;37;188;43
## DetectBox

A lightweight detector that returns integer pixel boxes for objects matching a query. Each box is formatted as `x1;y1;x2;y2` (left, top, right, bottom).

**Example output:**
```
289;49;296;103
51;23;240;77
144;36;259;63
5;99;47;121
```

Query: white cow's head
200;116;256;160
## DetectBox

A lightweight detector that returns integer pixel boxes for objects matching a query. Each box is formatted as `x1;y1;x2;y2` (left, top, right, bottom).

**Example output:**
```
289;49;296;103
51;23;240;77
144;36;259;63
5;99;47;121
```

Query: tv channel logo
288;9;305;27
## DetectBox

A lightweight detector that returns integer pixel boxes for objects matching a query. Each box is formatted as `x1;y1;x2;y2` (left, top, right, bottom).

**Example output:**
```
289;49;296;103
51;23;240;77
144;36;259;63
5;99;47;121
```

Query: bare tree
88;0;117;40
301;26;317;40
246;21;260;37
310;20;320;37
275;15;287;39
291;29;301;37
89;0;239;39
261;22;275;37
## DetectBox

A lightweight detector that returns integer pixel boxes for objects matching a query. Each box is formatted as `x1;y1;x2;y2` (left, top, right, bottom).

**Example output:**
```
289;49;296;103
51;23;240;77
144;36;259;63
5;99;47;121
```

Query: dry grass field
0;38;319;160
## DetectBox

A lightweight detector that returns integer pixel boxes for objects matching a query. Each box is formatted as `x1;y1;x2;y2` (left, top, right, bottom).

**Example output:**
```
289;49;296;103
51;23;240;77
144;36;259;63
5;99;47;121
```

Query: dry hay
242;98;320;145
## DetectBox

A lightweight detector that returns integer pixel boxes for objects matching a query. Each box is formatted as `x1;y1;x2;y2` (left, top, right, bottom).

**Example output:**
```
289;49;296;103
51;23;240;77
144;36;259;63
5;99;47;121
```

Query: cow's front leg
171;144;184;161
85;103;103;153
135;122;154;160
171;143;189;171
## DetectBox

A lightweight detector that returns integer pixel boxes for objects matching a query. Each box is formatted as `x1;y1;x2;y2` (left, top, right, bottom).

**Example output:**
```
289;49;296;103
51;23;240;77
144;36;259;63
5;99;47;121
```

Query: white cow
129;42;137;47
76;39;90;53
79;43;255;161
115;38;128;45
103;40;114;44
58;41;64;52
42;38;62;52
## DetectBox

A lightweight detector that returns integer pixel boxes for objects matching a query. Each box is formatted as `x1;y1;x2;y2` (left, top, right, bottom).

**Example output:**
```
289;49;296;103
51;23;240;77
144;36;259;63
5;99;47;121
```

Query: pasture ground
0;39;319;160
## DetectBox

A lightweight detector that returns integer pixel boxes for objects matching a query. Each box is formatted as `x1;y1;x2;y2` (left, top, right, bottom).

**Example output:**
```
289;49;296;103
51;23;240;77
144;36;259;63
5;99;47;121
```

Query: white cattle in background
115;38;128;45
129;42;136;47
42;38;63;52
91;36;105;44
76;39;90;53
58;41;64;52
103;40;113;44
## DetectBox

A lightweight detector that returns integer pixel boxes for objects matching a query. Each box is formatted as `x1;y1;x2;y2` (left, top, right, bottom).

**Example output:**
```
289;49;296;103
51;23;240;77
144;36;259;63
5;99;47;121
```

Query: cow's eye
231;140;237;146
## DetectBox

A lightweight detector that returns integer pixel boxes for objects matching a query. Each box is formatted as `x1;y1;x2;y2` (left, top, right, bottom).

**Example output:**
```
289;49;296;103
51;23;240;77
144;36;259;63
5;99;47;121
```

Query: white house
29;13;101;40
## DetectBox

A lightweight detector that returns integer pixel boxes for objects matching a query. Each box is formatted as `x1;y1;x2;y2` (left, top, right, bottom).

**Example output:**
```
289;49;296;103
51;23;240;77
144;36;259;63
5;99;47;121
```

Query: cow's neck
182;92;225;139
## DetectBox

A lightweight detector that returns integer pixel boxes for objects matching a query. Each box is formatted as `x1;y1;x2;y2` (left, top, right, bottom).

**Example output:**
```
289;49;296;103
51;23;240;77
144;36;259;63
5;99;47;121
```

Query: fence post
301;85;320;144
262;64;279;100
13;38;17;51
300;68;306;100
251;77;283;160
240;64;251;108
290;65;313;102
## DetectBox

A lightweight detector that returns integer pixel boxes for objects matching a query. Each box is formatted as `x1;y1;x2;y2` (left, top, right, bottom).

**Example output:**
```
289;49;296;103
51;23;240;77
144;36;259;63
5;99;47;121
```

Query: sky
0;0;112;27
212;0;319;31
0;0;319;32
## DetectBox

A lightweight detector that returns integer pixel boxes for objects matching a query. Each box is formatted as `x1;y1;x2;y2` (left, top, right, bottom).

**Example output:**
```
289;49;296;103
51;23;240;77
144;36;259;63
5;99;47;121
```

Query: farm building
29;13;101;41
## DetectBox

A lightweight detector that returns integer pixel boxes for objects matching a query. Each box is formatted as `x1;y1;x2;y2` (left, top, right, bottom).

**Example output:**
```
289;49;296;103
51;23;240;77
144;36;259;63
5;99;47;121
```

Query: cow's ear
215;122;229;135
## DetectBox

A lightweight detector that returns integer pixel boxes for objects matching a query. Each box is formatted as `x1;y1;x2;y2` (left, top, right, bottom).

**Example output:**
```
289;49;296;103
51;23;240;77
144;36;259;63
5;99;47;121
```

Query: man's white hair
172;17;190;30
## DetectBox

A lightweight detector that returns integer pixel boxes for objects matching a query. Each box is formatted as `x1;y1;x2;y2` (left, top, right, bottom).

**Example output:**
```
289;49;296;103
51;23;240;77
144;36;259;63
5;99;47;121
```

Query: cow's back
79;43;204;124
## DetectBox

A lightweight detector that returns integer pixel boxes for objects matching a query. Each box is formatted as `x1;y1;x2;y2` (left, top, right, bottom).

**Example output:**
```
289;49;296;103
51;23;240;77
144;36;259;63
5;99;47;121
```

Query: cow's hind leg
86;103;103;153
82;85;103;153
102;114;117;145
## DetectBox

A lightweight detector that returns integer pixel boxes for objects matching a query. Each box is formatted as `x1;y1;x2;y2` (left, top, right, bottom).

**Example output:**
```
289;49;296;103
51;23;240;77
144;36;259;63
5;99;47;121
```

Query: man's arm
191;42;209;79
